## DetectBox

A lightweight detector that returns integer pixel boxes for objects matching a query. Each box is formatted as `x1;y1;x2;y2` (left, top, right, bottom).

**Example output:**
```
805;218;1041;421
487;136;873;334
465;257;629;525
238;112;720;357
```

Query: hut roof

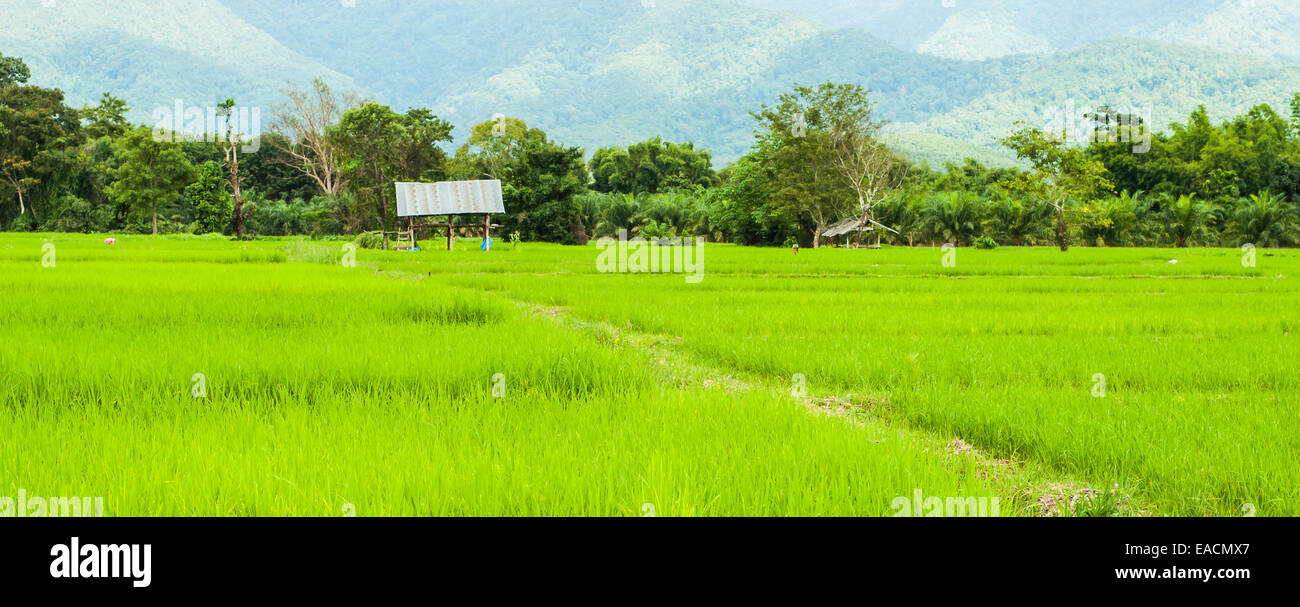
822;217;874;238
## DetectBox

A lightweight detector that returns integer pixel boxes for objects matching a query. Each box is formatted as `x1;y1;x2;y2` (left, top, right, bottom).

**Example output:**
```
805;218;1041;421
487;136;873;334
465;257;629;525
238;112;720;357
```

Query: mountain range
2;0;1298;167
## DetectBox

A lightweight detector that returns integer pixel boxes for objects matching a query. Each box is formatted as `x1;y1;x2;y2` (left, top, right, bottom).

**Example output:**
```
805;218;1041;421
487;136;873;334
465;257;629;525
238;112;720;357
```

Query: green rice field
2;233;1296;516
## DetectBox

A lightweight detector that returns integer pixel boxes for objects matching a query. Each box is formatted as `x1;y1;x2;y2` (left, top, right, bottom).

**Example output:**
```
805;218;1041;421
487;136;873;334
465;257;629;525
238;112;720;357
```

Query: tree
1077;190;1151;247
1227;191;1300;248
711;152;799;246
589;137;716;194
106;127;194;234
0;53;30;88
763;131;846;248
587;192;646;238
332;102;405;233
820;85;900;247
217;99;253;237
1000;124;1113;251
923;191;983;246
754;83;899;248
186;161;232;235
452;117;589;243
0;84;82;222
393;108;454;182
240;132;319;203
270;79;358;196
981;192;1053;247
1161;194;1218;248
80;93;130;140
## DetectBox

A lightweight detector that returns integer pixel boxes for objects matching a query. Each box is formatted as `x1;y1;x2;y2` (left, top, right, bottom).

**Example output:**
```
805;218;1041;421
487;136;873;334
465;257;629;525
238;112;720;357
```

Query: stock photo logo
1043;99;1152;154
151;99;262;153
595;230;705;284
0;489;104;517
892;489;1001;517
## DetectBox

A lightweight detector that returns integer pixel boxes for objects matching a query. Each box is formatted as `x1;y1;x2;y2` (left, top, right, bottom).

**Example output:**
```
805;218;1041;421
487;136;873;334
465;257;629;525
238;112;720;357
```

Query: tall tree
394;108;454;182
333;103;393;232
80;93;131;140
0;83;82;222
452;117;589;243
0;53;30;88
217;99;253;237
106;127;194;234
270;79;357;196
186;160;232;235
754;83;899;247
1162;194;1218;248
752;86;847;247
589;137;716;194
1000;124;1113;251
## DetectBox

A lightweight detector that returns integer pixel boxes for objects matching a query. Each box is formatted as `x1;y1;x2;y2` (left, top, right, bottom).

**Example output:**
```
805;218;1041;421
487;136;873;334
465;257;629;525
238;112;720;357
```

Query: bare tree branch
269;79;359;196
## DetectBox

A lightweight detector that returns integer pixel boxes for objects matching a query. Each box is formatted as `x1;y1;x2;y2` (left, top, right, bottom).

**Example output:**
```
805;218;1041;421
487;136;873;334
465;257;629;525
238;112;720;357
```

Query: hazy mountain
0;0;356;115
737;0;1299;63
3;0;1299;168
901;37;1300;147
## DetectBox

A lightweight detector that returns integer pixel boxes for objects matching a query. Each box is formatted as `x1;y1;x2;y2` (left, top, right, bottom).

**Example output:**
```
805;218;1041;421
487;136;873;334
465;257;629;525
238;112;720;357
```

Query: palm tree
1227;191;1300;248
981;193;1053;246
594;192;647;238
1162;194;1218;248
1078;192;1141;247
874;190;924;245
1127;191;1164;246
922;191;983;246
640;192;689;235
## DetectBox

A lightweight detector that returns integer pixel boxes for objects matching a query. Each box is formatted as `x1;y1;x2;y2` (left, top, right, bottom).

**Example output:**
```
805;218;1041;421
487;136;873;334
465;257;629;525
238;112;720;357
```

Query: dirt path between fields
350;257;1148;517
507;299;1148;517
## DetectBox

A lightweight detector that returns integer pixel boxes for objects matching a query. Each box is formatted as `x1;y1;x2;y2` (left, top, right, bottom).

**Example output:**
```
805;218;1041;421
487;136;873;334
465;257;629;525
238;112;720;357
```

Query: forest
3;51;1299;249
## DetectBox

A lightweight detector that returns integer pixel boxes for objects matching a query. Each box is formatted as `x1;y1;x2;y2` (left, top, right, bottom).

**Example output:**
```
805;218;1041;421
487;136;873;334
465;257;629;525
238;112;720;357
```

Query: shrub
187;161;233;235
353;231;386;250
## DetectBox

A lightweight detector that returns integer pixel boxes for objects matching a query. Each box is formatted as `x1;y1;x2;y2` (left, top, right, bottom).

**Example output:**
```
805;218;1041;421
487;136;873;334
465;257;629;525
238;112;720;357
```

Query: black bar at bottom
0;517;1287;597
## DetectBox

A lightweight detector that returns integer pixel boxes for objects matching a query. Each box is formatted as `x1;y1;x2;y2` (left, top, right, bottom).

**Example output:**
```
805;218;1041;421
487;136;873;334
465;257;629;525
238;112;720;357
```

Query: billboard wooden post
484;214;491;242
446;215;455;251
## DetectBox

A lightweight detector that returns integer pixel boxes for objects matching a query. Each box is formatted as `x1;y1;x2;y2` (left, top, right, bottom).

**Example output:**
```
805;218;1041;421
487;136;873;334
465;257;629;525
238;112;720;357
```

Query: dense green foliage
6;2;1300;165
589;138;717;195
3;44;1298;250
451;118;590;244
187;161;232;235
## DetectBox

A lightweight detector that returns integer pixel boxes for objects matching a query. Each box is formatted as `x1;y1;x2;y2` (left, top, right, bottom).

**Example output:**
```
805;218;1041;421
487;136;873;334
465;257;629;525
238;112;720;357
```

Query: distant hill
900;37;1300;152
0;0;356;114
736;0;1299;63
3;0;1298;168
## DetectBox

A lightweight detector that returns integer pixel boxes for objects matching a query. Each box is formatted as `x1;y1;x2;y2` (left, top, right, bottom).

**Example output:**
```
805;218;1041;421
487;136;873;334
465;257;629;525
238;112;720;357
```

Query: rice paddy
2;233;1296;516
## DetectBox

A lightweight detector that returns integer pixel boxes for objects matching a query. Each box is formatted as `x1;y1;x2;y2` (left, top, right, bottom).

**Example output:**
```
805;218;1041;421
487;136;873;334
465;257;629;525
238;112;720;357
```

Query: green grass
0;233;1001;516
2;233;1295;516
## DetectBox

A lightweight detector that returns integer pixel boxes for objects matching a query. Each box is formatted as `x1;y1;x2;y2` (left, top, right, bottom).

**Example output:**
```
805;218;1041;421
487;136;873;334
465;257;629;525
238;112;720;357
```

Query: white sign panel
395;180;506;217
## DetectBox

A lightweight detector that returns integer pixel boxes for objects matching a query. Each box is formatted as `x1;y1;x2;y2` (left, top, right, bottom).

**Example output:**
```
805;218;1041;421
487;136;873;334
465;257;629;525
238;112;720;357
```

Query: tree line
3;50;1299;249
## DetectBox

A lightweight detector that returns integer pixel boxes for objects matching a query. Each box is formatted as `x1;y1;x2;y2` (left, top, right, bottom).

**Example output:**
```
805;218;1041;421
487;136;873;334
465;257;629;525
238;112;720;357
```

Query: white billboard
395;180;506;217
